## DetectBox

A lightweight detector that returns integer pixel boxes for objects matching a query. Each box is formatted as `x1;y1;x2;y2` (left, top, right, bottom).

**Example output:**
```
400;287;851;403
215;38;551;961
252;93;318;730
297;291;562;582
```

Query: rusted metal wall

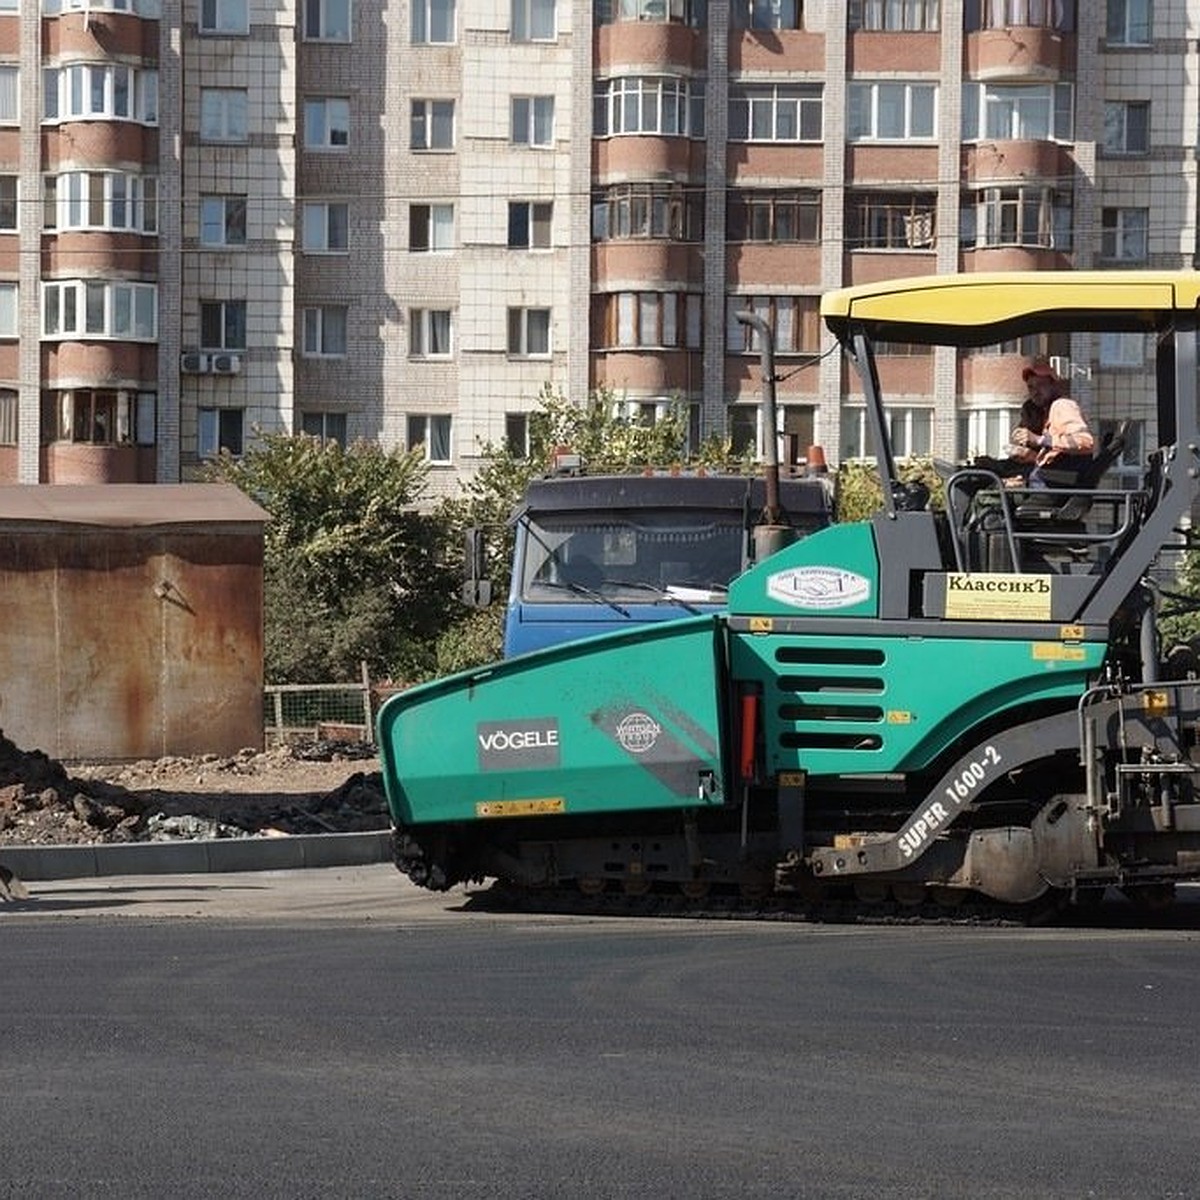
0;487;265;761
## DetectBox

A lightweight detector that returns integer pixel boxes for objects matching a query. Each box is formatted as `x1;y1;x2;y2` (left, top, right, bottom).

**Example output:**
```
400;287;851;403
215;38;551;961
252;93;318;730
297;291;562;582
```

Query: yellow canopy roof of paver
821;271;1200;346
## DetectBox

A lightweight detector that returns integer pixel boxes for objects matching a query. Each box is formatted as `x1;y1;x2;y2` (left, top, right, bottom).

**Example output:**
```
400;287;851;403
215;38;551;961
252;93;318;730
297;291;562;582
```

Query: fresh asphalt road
3;868;1199;1199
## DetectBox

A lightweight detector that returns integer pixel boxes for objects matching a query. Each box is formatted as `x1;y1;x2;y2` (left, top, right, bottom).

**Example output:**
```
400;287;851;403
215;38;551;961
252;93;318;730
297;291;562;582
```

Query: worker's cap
1022;361;1062;384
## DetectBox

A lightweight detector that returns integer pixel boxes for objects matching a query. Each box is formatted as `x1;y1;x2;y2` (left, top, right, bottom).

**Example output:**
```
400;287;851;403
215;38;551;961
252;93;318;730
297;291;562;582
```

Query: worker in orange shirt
1010;361;1094;488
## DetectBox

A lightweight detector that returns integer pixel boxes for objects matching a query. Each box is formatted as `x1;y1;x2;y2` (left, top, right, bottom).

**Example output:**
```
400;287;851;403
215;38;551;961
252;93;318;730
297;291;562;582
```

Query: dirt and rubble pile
0;730;388;847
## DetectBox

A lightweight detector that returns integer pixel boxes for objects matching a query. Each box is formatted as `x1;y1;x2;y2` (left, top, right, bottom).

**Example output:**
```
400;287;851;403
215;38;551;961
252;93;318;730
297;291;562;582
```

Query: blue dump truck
472;470;835;658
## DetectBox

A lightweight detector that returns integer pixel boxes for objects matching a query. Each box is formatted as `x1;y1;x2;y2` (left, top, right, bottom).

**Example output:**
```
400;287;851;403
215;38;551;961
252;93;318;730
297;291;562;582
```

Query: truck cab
502;472;833;657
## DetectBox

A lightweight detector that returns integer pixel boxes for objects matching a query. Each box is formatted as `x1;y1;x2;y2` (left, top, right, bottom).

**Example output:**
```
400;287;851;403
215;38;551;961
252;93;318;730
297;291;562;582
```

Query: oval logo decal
766;566;871;610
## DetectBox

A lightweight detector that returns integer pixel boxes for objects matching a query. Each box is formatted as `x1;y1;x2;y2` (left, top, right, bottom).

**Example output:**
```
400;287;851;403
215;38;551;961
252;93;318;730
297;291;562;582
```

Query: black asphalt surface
3;883;1199;1198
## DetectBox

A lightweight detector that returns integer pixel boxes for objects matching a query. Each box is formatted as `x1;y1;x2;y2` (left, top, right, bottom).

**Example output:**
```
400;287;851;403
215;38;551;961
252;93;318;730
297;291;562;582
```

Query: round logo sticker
616;711;661;754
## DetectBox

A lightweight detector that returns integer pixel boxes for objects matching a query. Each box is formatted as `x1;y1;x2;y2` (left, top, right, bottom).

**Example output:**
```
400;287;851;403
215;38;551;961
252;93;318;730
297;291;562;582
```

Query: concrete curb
0;831;392;882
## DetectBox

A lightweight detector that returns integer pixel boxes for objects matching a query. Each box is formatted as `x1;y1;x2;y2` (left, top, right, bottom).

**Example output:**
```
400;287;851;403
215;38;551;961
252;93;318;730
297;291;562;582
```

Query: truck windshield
520;511;745;603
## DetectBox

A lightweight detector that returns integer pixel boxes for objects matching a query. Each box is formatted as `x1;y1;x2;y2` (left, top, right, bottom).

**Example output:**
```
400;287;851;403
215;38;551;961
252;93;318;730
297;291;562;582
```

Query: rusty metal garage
0;484;268;760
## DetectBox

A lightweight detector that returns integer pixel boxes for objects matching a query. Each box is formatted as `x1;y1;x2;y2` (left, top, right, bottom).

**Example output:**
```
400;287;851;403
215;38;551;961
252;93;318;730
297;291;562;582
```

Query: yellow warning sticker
749;617;774;633
886;711;913;724
476;798;566;818
944;573;1052;620
1143;691;1170;715
1032;643;1087;662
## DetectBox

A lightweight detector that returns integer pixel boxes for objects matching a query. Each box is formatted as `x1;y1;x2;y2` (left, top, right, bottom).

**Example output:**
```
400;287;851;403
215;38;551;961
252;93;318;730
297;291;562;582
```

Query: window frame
846;190;937;250
42;280;157;340
45;172;158;235
1106;0;1150;46
197;407;245;458
409;308;453;359
412;0;456;43
508;200;553;250
507;306;552;358
511;95;555;147
406;413;453;464
304;96;350;150
512;0;556;41
728;84;823;143
302;305;349;358
300;410;348;446
43;64;158;125
725;295;820;356
199;299;248;351
411;99;455;151
408;203;455;252
848;80;937;141
199;193;247;247
593;76;705;139
1103;99;1150;154
848;0;940;29
302;201;350;254
199;0;249;34
1100;206;1149;262
304;0;352;41
199;87;249;142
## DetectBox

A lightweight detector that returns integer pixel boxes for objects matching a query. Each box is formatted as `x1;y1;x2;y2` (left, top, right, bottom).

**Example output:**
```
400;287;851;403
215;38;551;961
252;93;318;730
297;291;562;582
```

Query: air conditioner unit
180;351;209;374
210;353;242;375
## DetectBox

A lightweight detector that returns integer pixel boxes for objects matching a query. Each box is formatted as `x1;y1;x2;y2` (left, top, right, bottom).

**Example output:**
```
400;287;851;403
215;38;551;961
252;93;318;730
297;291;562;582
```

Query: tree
207;433;457;683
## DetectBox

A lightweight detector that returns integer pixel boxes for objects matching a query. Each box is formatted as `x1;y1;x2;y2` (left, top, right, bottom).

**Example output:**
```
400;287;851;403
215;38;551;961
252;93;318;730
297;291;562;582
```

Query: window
725;296;820;355
1099;331;1144;367
1106;0;1150;45
304;97;350;149
409;203;454;252
0;282;15;336
199;194;247;246
848;82;936;140
960;186;1072;250
731;0;803;30
302;306;348;357
847;192;936;249
850;0;940;28
505;412;530;455
200;300;247;350
729;85;823;142
727;189;818;243
41;389;152;446
1103;100;1149;154
42;280;156;339
46;0;162;12
966;0;1073;30
1101;417;1144;489
512;0;555;40
200;0;248;33
407;413;452;463
962;82;1073;141
593;183;704;241
302;202;349;252
411;99;454;150
305;0;351;40
0;67;16;124
959;407;1022;461
45;173;158;234
508;201;552;249
1101;208;1148;262
512;96;555;147
508;307;551;357
43;65;158;124
0;176;15;231
200;88;248;141
593;0;706;23
198;408;245;458
300;411;348;446
412;0;454;42
842;407;931;459
593;292;702;349
0;390;15;446
593;77;705;138
409;308;452;357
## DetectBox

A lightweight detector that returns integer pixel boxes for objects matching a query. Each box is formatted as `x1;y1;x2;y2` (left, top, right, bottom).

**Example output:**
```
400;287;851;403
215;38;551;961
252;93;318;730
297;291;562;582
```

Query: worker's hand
1011;427;1038;448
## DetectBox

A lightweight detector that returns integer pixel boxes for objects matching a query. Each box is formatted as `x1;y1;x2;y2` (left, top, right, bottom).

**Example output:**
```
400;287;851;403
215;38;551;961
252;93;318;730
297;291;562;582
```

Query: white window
411;99;454;150
200;300;247;350
1101;207;1148;261
968;0;1069;29
409;308;452;358
200;88;248;141
507;307;551;357
1099;332;1145;367
407;413;452;463
198;408;245;458
1106;0;1150;45
512;0;555;39
304;97;350;149
959;407;1022;461
962;82;1073;141
1104;100;1149;154
412;0;455;42
409;203;454;251
0;282;16;337
0;389;15;446
841;407;931;460
302;306;348;357
199;194;247;246
849;0;939;29
45;0;162;12
45;172;158;234
43;65;158;124
300;411;348;446
508;201;552;249
0;67;16;124
42;280;157;339
511;96;555;147
0;176;16;231
962;186;1071;250
302;202;349;252
200;0;248;33
848;82;936;141
729;85;823;142
305;0;351;40
732;0;804;30
593;77;704;138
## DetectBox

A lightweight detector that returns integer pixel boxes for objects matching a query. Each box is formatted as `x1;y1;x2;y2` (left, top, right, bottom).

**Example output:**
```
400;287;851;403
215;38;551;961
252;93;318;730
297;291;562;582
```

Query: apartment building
0;0;1193;489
